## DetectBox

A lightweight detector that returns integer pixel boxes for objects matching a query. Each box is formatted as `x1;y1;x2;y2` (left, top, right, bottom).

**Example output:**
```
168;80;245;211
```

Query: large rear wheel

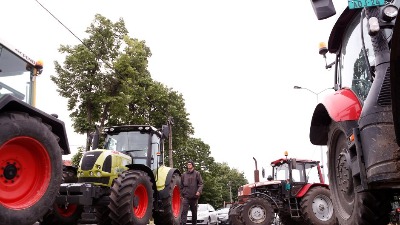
109;170;153;225
299;186;337;225
328;122;391;225
0;112;62;225
153;172;182;225
240;197;274;225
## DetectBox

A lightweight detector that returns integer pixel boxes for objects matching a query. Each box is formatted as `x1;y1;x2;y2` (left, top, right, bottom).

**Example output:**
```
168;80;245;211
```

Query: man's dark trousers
181;198;198;225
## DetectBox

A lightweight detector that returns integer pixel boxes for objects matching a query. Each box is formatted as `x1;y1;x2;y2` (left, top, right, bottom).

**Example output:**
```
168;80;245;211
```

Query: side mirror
310;0;336;20
262;167;265;178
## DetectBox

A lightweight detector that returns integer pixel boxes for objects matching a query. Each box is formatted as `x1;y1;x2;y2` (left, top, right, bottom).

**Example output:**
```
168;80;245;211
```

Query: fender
296;183;329;198
127;164;157;191
310;88;362;145
156;165;181;199
0;94;70;154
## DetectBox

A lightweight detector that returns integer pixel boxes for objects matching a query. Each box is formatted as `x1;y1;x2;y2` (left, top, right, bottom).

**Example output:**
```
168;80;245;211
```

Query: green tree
52;14;193;152
71;146;84;167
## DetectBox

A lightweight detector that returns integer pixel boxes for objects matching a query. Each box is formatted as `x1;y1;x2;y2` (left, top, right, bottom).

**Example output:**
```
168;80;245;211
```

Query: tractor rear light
396;208;400;212
382;5;398;22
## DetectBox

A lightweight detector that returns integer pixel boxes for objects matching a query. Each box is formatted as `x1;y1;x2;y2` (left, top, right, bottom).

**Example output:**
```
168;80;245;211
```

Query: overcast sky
1;0;348;182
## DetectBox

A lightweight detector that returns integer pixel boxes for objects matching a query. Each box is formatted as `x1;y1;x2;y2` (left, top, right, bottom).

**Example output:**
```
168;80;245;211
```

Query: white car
187;203;219;225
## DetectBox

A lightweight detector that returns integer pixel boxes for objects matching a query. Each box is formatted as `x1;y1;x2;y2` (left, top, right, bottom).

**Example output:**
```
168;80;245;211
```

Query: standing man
181;160;204;225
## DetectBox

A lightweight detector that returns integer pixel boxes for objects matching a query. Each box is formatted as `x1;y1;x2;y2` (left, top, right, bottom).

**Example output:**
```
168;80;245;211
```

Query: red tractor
0;39;69;225
308;0;400;224
228;153;336;225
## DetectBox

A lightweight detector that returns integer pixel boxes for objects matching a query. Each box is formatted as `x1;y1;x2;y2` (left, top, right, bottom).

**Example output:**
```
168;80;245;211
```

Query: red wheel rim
172;185;181;217
0;137;51;209
133;184;148;218
56;204;78;217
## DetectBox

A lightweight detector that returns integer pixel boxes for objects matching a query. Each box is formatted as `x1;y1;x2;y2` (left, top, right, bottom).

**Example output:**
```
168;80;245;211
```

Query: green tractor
45;124;182;225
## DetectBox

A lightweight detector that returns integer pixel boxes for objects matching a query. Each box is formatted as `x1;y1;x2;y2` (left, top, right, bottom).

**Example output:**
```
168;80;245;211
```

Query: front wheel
153;173;182;225
328;122;391;225
109;170;154;225
0;112;62;225
240;197;274;225
299;186;336;225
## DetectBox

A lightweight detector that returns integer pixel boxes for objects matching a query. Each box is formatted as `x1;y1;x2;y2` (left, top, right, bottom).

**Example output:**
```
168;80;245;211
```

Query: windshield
0;44;33;103
274;163;289;180
104;130;161;169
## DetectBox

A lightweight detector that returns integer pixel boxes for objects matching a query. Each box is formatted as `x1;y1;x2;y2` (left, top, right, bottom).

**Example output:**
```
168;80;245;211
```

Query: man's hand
196;192;200;197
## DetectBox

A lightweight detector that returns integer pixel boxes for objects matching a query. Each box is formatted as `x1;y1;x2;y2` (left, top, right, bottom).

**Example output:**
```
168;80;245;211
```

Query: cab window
340;13;374;103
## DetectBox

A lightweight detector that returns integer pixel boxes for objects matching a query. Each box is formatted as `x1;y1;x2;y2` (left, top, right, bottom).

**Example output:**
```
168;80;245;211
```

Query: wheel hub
1;161;19;182
312;194;334;221
337;152;352;194
249;205;266;222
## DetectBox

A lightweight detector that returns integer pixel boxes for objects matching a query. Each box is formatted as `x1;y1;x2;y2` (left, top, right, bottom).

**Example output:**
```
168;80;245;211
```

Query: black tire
328;122;391;225
228;204;244;225
240;197;274;225
109;170;153;225
153;173;182;225
96;205;112;225
40;204;83;225
0;112;62;225
299;186;337;225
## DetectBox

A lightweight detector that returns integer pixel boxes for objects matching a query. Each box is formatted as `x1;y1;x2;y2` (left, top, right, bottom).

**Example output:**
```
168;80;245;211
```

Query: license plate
348;0;385;9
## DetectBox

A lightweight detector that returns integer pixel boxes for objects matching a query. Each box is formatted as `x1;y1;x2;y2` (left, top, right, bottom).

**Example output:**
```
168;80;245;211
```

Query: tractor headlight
382;5;398;22
90;171;94;176
96;171;101;177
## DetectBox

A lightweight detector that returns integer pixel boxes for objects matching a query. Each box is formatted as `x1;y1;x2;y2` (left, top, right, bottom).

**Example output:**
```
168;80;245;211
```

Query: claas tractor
46;124;182;225
308;0;400;224
228;153;336;225
0;39;69;225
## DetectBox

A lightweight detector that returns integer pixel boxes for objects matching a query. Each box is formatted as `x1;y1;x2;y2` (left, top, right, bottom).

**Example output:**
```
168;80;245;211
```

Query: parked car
216;207;230;225
187;203;218;225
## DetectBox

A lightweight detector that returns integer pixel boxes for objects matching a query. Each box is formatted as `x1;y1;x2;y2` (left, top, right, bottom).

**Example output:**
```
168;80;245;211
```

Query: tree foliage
52;14;247;208
71;146;84;167
52;14;193;151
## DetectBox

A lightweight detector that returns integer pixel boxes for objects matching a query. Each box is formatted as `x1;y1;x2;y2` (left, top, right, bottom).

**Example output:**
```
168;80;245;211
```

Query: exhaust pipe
253;157;259;183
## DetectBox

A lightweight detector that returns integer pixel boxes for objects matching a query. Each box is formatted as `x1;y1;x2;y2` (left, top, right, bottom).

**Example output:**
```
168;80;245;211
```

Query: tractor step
288;198;300;218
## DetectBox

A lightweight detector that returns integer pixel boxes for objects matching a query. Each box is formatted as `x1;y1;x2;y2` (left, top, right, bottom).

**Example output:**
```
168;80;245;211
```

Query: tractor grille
102;155;112;173
378;67;392;106
78;177;110;185
81;151;102;170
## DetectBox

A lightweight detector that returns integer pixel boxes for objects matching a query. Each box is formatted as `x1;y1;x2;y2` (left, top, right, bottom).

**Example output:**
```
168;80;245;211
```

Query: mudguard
156;165;181;199
310;88;362;145
296;183;329;198
0;94;70;154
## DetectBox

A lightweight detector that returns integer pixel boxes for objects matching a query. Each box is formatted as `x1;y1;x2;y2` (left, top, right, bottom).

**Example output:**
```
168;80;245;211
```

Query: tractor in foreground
0;39;69;225
45;124;182;225
228;153;336;225
308;0;400;224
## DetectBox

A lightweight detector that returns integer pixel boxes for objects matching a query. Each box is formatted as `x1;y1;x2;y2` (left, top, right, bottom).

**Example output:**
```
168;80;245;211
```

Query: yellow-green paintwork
77;149;131;187
155;165;174;191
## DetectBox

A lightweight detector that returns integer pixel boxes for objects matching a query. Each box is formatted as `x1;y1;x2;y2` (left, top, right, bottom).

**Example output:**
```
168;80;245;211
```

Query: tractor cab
271;157;324;197
103;125;167;170
0;39;43;105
